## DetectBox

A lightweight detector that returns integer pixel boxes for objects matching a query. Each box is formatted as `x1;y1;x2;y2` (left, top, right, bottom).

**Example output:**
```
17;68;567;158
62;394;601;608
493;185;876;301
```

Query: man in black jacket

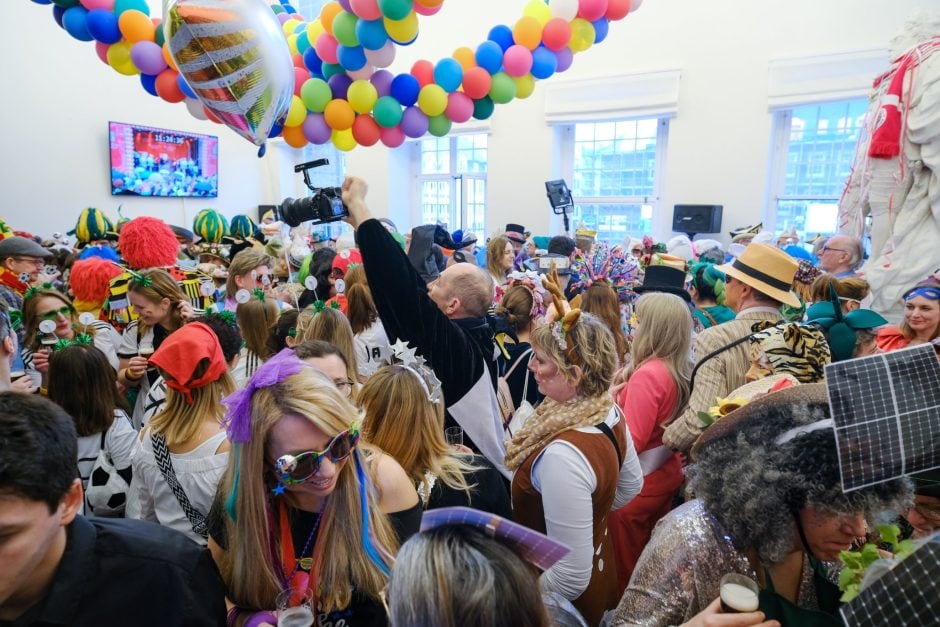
343;176;508;477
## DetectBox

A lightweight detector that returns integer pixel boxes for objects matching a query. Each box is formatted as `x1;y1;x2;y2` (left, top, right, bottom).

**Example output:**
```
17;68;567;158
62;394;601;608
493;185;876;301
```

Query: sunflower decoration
697;396;751;427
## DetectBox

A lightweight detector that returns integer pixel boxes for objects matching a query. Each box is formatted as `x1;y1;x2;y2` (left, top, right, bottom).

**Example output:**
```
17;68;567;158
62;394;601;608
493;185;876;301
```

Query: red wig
118;217;179;269
70;257;123;304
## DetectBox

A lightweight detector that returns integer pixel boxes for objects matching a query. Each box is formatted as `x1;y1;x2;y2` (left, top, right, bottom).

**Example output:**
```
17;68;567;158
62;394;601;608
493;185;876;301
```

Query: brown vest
512;414;627;627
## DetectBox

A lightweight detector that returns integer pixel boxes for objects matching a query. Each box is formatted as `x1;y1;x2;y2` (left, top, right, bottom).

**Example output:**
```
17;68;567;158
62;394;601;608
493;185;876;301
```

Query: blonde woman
208;350;420;626
486;235;514;303
506;310;643;626
609;293;692;595
297;303;361;390
117;269;193;428
359;364;511;518
345;264;391;379
127;322;234;545
233;293;278;387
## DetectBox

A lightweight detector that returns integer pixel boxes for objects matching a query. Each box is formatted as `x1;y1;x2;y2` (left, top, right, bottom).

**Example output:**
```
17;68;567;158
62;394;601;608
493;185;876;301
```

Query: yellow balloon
287;33;299;56
332;128;357;152
569;18;595;53
107;41;139;76
306;20;325;43
347;80;378;114
283;19;301;35
453;47;476;71
384;11;419;44
417;84;447;117
514;74;536;99
285;96;307;127
522;0;552;26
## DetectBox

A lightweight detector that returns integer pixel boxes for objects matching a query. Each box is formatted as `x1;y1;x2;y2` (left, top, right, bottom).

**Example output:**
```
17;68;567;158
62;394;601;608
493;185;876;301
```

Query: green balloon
114;0;150;17
321;63;344;81
428;115;452;137
378;0;414;21
373;96;403;128
488;72;516;105
271;4;286;14
154;24;166;47
300;78;333;113
332;12;360;47
52;0;80;7
472;96;495;120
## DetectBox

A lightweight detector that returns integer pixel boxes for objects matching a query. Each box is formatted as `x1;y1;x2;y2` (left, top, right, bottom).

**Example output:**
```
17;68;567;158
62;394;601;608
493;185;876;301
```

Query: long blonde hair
149;365;235;446
236;297;278;360
359;365;476;498
217;368;398;613
627;293;692;425
297;306;360;389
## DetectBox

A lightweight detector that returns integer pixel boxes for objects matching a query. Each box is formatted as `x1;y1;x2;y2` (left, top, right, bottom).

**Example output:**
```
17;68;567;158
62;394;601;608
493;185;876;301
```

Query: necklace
279;498;327;604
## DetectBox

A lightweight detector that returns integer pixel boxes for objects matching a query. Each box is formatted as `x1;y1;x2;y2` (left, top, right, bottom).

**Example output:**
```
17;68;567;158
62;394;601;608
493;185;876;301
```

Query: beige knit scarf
504;394;614;471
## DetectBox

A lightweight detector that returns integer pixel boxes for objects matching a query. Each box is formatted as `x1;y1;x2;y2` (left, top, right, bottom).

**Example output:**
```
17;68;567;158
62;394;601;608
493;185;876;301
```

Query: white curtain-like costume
839;16;940;322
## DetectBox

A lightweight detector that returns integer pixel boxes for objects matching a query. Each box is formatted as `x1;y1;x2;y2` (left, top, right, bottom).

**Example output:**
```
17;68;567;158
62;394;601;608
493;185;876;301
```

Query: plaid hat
149;322;228;404
0;236;54;260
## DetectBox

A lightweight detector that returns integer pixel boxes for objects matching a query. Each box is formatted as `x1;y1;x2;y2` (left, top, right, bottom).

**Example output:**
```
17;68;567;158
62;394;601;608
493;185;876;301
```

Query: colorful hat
193;209;229;244
229;214;259;241
332;248;362;278
69;207;118;247
716;243;800;308
568;242;640;303
505;223;527;244
0;218;14;241
118;217;179;270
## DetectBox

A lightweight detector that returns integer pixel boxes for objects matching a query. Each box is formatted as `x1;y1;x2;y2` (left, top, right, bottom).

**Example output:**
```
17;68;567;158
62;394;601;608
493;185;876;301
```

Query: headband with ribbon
149;322;228;404
806;287;888;362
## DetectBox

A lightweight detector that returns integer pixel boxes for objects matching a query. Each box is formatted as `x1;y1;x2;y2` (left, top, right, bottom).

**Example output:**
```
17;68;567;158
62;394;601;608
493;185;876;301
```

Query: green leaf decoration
218;310;237;326
252;288;266;301
697;411;715;427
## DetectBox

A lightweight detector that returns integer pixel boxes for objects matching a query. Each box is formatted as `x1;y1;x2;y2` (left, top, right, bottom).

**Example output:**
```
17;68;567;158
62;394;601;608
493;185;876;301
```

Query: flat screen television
109;121;218;197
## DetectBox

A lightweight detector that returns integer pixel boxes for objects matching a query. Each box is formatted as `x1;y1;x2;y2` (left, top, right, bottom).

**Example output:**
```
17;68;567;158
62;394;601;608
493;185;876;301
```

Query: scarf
0;267;28;299
504;393;613;471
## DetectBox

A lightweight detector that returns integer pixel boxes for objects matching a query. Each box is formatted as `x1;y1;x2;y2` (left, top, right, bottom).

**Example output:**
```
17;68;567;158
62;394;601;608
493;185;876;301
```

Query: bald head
429;263;495;319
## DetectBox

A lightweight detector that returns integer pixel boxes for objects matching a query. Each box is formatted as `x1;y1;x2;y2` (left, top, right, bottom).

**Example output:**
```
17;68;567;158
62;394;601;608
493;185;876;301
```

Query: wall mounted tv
109;121;218;198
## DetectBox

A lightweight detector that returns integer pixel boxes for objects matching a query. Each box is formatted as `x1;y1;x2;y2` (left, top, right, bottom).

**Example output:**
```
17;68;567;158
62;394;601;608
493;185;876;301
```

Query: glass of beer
719;573;760;613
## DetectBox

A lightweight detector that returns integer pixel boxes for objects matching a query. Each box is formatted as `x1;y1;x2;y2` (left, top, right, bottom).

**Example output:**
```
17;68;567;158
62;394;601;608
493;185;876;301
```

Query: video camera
277;159;348;227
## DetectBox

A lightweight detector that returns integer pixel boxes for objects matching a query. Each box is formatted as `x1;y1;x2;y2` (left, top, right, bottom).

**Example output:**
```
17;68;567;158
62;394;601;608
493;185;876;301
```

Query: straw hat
716;243;800;308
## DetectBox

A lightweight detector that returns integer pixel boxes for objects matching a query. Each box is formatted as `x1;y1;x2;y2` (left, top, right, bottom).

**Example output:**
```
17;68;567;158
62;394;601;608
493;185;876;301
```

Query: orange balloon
320;2;343;35
452;47;476;71
282;125;308;148
118;10;156;43
162;43;178;71
323;99;355;131
513;16;543;51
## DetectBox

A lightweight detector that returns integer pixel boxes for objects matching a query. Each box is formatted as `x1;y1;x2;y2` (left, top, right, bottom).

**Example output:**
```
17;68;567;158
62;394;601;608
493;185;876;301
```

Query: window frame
412;133;488;235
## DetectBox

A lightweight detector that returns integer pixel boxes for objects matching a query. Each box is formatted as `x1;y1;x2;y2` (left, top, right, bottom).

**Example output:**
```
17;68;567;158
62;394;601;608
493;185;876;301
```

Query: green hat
229;214;258;240
805;299;888;362
68;207;118;246
193;209;229;244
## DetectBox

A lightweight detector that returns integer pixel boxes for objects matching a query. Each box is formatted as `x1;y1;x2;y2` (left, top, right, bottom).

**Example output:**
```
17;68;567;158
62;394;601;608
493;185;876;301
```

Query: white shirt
76;410;136;488
530;407;644;600
354;319;391;379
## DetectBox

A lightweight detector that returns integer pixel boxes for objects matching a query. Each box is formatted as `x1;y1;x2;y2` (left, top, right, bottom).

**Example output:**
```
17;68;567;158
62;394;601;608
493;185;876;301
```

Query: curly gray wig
690;398;911;564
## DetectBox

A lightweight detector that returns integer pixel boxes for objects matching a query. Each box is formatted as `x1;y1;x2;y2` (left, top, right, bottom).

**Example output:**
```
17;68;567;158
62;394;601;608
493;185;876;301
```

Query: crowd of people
0;180;937;627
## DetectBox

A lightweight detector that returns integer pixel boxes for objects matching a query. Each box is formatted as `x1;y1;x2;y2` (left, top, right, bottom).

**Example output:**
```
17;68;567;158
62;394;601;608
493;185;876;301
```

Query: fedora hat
716;243;800;308
633;264;691;302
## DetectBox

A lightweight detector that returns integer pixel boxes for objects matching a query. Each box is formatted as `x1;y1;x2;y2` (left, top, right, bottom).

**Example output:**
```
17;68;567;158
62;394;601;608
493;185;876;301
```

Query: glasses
822;246;847;254
39;306;73;321
13;257;44;267
273;426;360;484
333;378;354;396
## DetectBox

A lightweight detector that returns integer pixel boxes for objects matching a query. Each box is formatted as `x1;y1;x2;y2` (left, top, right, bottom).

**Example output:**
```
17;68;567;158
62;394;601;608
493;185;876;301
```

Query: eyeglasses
821;246;847;254
273;426;360;484
38;306;73;321
333;378;354;396
13;257;44;267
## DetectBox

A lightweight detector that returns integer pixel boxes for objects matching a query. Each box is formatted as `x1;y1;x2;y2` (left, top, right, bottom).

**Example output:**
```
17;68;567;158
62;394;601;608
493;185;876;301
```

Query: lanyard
278;499;325;607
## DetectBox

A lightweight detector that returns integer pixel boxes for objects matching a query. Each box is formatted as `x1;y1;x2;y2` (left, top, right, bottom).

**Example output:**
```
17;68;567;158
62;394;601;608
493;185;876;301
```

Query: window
767;99;868;240
560;118;667;244
294;0;326;19
416;134;488;235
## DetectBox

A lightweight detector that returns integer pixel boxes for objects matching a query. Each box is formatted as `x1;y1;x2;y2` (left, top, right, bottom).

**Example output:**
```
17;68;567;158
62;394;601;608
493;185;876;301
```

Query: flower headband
222;348;309;443
386;339;443;404
506;270;546;319
550;309;583;366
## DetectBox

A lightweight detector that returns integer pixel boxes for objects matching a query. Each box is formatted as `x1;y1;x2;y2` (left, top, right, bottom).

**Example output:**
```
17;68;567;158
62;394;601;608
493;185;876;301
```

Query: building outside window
416;134;487;236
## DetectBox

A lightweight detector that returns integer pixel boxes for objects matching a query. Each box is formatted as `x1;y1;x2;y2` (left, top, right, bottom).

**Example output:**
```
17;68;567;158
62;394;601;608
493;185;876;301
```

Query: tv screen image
109;121;218;197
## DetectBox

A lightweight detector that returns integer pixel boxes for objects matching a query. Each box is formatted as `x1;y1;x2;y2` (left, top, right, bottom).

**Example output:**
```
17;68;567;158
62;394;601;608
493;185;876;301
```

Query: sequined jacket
611;500;838;627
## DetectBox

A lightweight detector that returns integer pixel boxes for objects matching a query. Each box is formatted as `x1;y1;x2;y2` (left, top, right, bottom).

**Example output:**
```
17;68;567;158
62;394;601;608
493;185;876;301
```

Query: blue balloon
31;0;53;4
296;31;310;53
268;123;284;139
434;58;463;93
52;5;66;28
140;73;159;97
178;74;196;99
390;74;420;107
487;25;514;52
592;18;609;44
86;9;122;44
62;6;93;42
530;46;557;80
113;0;150;17
303;47;323;76
356;19;388;51
475;41;503;75
336;44;367;71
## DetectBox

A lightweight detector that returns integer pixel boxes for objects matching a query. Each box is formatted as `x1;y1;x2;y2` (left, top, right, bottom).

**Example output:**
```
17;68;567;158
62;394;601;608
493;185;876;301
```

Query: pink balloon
365;41;395;68
80;0;115;9
349;66;375;80
350;0;383;20
95;40;110;65
577;0;609;21
503;45;533;77
131;41;168;75
445;92;473;123
380;125;405;148
315;33;340;65
414;2;442;16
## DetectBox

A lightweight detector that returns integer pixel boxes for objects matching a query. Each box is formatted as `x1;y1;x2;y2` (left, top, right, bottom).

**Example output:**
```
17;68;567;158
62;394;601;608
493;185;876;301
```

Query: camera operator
342;176;508;478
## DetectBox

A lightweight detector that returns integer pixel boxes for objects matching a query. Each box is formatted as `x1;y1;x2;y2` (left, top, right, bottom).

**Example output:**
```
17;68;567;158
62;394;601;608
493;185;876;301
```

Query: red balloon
461;67;492;100
95;41;110;65
541;18;572;51
155;69;185;103
606;0;631;20
578;0;608;21
411;60;435;88
293;67;309;97
293;54;306;69
352;115;381;146
380;125;405;148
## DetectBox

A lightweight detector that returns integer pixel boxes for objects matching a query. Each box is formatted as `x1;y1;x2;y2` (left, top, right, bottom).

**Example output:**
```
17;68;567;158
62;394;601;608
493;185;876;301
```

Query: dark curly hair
690;399;910;564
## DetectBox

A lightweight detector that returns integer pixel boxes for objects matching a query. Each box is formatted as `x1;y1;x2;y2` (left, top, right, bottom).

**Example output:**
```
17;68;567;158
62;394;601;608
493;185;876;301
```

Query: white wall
1;0;931;241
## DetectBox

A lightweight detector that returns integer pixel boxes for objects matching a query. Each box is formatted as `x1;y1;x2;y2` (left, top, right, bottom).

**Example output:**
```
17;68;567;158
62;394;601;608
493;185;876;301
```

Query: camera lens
278;196;319;227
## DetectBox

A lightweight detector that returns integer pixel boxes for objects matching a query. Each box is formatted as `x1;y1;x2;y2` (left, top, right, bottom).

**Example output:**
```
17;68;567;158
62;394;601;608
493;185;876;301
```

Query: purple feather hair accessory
222;348;307;443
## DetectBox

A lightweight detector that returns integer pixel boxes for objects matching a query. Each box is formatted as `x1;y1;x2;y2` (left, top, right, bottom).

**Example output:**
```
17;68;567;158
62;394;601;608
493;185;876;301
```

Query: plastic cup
275;589;314;627
444;426;463;447
719;573;760;613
